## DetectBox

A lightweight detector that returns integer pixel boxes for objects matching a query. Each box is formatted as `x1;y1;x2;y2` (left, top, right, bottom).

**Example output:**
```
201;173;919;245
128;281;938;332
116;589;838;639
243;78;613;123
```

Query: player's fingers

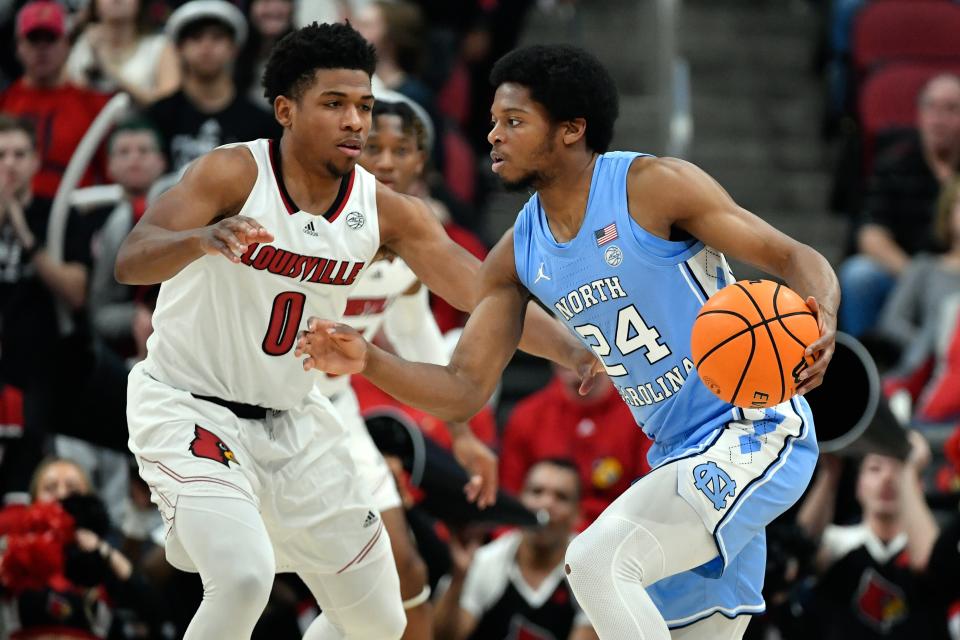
464;476;481;503
480;464;498;509
306;317;334;333
797;372;824;395
213;227;247;256
233;216;274;242
805;296;823;328
577;370;596;396
301;356;315;371
209;238;240;263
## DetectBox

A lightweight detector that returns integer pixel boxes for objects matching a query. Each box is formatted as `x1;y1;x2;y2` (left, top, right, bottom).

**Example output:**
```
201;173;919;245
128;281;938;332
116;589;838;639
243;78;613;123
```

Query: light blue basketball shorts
646;397;818;628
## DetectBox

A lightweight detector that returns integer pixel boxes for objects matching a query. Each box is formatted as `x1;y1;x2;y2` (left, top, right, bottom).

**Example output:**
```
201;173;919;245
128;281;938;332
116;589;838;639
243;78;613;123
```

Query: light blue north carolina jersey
514;152;740;465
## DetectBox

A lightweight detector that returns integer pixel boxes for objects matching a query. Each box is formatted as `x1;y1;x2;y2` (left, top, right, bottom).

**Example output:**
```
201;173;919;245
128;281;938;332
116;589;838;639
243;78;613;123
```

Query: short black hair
490;44;619;154
373;100;428;151
528;457;582;501
177;17;236;45
262;22;377;105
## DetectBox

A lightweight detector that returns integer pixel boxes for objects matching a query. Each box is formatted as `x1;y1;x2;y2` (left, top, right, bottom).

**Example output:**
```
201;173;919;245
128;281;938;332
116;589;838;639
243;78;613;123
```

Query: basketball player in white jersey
320;96;446;639
115;23;597;640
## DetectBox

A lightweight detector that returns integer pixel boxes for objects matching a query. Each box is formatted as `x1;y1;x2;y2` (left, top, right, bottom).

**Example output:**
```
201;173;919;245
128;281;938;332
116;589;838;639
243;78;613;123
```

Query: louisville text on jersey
239;243;365;286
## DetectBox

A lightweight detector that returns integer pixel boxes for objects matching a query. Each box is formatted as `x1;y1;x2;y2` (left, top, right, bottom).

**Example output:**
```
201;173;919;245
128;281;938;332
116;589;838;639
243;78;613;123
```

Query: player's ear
561;118;587;147
274;95;294;129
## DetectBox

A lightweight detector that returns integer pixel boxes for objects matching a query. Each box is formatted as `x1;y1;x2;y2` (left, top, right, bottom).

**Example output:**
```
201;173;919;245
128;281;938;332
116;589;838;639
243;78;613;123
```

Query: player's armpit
115;146;262;284
630;157;840;393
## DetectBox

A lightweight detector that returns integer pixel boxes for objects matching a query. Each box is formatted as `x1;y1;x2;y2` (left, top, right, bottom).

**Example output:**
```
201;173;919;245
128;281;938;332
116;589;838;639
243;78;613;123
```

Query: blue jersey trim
711;398;809;571
665;603;766;629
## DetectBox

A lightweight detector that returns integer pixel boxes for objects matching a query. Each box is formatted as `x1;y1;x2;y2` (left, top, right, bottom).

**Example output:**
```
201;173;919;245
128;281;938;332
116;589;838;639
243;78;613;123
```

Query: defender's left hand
451;430;498;510
796;296;837;396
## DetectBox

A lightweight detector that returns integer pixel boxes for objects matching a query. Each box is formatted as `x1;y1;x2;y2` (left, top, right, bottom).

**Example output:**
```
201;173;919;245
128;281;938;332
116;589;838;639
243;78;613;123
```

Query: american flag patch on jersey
594;223;618;246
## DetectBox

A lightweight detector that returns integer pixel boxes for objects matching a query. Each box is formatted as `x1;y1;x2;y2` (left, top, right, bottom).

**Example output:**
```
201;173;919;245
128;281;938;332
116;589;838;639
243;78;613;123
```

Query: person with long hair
66;0;180;106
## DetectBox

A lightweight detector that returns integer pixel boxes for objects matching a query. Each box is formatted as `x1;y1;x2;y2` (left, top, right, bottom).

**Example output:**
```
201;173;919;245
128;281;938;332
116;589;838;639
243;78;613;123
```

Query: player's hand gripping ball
691;280;819;409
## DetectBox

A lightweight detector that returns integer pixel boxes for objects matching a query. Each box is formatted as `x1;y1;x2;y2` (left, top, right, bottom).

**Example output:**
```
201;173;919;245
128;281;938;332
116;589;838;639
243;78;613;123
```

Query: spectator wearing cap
66;0;181;106
0;0;110;199
146;0;281;173
434;459;598;640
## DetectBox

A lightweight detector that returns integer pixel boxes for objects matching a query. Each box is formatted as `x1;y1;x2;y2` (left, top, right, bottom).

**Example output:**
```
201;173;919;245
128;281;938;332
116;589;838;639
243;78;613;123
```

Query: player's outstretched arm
377;186;601;381
298;234;529;422
635;157;841;395
115;146;273;285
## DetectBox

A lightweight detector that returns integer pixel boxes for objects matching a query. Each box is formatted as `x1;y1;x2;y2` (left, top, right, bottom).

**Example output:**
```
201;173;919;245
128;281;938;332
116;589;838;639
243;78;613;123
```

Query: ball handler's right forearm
115;223;206;285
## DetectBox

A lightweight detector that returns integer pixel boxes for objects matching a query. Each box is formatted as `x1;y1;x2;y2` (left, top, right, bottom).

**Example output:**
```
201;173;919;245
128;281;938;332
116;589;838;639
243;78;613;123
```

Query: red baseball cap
16;1;66;39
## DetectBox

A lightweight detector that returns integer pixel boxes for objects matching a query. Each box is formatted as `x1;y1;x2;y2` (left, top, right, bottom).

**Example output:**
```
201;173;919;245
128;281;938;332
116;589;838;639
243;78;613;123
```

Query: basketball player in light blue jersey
296;44;840;640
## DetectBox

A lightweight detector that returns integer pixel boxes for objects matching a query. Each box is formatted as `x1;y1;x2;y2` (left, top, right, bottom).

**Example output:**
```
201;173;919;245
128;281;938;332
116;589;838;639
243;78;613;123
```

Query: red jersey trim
268;139;355;221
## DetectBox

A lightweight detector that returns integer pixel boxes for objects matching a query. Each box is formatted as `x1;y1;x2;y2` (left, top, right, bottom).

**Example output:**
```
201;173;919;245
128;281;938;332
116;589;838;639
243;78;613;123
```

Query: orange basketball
690;279;820;409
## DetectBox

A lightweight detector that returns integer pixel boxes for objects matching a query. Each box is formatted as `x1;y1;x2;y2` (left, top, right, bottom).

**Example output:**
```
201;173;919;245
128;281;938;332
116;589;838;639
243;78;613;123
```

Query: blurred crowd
0;0;957;638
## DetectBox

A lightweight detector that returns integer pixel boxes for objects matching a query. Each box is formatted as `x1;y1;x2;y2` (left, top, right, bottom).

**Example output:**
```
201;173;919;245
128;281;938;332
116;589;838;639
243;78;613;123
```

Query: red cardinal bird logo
189;425;238;467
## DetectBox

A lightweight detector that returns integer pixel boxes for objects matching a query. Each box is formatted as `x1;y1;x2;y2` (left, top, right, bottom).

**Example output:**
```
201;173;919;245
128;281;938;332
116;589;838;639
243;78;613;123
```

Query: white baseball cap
166;0;248;48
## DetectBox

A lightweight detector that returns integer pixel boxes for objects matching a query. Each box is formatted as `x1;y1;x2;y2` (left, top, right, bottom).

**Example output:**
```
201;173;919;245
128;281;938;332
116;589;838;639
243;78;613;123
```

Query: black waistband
191;394;270;420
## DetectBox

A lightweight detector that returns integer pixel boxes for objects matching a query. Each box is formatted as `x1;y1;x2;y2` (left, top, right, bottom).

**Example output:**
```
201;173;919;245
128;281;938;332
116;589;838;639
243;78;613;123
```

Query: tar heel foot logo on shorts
189;425;238;467
345;211;365;230
693;461;736;511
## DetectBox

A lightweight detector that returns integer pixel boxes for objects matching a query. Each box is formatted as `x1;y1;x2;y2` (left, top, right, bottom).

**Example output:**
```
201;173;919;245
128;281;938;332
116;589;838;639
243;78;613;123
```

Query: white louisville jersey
144;139;380;410
314;257;418;397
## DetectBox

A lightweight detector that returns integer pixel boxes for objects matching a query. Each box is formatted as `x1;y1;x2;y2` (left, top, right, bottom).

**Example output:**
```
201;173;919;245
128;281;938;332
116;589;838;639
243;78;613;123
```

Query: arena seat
853;1;960;74
858;61;960;173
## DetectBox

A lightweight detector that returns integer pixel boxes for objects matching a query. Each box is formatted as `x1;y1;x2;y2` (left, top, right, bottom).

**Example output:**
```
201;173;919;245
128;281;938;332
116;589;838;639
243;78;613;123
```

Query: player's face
856;454;903;519
277;69;373;178
0;130;38;199
521;464;580;547
34;461;90;503
488;83;560;191
108;131;166;195
360;114;425;194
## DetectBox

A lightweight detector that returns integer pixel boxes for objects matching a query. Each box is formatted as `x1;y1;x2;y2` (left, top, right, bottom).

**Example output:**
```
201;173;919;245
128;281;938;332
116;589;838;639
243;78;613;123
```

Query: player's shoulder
626;155;704;188
177;145;258;212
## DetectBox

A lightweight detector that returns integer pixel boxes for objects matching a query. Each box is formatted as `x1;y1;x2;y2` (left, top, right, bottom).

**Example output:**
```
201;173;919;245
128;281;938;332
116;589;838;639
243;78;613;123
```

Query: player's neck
278;136;345;211
537;152;597;243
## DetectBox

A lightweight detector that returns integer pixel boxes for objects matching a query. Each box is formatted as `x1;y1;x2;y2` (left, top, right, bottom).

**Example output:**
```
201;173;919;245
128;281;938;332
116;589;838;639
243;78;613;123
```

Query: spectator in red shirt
500;364;652;526
0;1;110;199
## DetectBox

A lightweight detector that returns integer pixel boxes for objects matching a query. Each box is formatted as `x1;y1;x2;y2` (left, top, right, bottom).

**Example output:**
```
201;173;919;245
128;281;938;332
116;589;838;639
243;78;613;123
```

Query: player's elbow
114;251;137;285
440;374;493;422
